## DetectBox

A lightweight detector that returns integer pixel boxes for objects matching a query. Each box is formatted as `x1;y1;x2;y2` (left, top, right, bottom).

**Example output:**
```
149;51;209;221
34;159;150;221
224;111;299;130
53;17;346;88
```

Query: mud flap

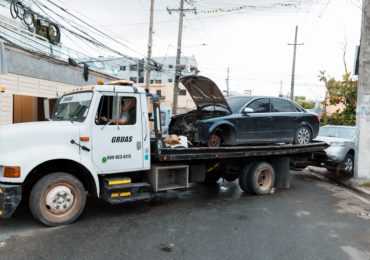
0;184;22;218
270;157;290;189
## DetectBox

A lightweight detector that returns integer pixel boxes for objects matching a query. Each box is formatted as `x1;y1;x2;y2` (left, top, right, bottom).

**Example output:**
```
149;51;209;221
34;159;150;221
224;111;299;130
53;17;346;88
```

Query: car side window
271;99;296;112
247;98;270;113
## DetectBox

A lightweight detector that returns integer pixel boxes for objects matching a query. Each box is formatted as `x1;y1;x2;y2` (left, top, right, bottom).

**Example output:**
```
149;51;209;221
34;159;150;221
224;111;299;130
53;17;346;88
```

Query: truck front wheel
29;172;86;226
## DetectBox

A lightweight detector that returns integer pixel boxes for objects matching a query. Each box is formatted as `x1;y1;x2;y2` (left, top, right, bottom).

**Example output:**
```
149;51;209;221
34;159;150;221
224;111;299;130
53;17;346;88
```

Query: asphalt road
1;170;370;260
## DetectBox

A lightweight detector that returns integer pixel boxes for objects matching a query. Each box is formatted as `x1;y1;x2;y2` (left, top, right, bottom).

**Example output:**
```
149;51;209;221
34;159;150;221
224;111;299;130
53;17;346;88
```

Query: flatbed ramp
156;141;328;161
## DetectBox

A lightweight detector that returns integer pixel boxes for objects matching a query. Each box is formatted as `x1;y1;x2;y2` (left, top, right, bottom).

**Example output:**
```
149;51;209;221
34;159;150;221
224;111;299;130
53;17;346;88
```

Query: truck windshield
52;92;93;122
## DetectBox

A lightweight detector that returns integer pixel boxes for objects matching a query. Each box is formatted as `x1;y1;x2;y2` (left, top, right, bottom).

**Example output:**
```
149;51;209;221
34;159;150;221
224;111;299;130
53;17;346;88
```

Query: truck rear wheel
29;172;86;227
239;162;256;192
247;162;275;195
239;162;275;195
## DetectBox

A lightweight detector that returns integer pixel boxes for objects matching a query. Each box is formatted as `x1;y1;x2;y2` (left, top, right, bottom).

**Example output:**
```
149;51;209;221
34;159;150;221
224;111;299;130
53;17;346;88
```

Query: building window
168;65;173;69
154;80;162;84
179;89;186;96
156;90;165;100
129;64;137;71
168;78;173;83
150;80;154;84
129;77;137;83
119;66;126;71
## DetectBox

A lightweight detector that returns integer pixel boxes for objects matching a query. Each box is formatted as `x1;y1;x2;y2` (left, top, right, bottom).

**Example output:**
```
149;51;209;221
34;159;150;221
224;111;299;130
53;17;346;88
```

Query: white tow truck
0;77;326;226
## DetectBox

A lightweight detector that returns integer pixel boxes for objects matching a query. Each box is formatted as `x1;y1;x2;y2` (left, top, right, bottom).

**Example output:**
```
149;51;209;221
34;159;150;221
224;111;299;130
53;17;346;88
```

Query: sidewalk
307;166;370;200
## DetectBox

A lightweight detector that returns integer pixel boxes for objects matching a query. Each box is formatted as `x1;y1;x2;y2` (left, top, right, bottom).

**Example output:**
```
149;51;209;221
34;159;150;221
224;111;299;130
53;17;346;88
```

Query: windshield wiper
70;106;88;123
53;115;64;121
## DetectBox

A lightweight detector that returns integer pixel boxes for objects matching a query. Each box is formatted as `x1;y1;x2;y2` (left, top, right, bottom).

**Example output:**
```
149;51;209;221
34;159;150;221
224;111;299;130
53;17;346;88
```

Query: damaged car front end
169;75;232;146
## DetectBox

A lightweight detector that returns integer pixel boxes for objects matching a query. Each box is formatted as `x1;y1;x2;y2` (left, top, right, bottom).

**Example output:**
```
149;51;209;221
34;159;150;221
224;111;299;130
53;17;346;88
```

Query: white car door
91;93;144;173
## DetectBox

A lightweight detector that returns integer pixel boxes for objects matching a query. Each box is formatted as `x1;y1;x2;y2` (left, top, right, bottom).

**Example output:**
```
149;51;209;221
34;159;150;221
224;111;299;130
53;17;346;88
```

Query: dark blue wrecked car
169;75;320;147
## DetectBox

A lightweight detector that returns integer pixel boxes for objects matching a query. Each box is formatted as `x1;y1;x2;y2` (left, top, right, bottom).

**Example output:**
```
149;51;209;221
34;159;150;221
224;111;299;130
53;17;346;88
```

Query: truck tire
29;172;86;227
238;162;256;192
247;162;275;195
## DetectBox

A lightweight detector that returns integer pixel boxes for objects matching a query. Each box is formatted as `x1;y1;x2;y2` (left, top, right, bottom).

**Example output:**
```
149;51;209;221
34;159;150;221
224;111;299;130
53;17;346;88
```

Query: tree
318;71;357;125
294;96;315;109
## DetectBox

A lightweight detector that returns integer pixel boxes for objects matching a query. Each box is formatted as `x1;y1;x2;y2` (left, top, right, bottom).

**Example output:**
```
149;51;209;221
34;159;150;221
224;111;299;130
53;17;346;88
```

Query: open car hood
180;75;231;113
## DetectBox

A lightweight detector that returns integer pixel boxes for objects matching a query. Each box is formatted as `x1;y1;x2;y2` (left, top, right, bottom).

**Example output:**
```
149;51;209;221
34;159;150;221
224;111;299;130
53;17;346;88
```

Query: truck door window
96;95;137;125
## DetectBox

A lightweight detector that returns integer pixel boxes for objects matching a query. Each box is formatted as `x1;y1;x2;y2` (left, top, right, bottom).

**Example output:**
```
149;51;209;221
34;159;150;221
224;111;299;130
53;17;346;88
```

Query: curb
307;166;370;201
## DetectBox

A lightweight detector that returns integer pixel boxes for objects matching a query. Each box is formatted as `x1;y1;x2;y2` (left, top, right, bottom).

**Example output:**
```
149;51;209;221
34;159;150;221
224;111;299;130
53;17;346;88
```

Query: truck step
104;182;151;191
103;177;132;187
106;192;152;204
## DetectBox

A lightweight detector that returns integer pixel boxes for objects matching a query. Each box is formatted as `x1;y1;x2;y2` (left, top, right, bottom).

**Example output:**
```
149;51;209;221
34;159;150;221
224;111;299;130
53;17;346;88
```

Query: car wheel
29;172;86;227
293;126;312;144
341;153;354;175
208;132;221;147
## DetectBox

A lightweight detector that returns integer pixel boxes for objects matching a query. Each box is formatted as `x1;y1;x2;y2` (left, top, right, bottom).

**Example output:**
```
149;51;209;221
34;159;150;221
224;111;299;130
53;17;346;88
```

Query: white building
110;56;199;84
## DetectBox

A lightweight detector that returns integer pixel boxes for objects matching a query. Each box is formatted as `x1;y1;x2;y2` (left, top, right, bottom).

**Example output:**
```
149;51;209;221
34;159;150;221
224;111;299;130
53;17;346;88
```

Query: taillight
316;115;320;122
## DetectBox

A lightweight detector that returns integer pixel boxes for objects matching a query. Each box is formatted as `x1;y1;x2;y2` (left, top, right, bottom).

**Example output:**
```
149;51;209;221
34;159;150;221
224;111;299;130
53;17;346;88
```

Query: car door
91;93;144;173
270;98;299;142
237;98;273;143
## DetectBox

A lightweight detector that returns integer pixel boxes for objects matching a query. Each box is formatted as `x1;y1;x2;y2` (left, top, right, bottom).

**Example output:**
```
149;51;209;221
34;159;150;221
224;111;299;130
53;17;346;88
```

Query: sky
2;0;363;100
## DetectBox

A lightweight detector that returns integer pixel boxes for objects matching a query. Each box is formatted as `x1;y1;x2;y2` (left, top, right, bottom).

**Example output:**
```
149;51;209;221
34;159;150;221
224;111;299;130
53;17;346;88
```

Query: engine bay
168;109;228;145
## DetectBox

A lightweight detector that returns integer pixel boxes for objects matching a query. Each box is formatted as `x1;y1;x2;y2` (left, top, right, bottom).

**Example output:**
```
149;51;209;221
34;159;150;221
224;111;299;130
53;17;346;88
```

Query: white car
314;125;356;174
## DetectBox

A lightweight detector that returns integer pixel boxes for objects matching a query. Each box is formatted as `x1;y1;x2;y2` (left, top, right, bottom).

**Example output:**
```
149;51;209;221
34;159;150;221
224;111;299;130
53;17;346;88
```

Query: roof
69;84;146;94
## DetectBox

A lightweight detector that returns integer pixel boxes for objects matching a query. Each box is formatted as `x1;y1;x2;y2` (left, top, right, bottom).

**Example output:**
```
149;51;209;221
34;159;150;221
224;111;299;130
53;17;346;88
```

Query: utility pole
145;0;155;91
288;25;303;101
279;80;283;97
355;0;370;179
226;67;230;97
168;1;196;115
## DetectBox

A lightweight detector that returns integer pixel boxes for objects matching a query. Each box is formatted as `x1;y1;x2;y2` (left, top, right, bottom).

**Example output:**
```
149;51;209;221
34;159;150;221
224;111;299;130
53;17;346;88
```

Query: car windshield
201;105;230;113
227;96;254;113
52;92;93;122
319;126;356;139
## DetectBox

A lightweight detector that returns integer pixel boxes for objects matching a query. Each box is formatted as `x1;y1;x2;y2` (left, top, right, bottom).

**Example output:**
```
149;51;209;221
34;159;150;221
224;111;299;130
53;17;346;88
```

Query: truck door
91;93;144;173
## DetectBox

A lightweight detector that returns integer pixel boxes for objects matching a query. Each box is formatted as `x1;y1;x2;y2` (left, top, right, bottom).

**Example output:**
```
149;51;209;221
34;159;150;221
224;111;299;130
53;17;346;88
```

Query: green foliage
296;100;314;109
294;96;306;101
318;71;357;126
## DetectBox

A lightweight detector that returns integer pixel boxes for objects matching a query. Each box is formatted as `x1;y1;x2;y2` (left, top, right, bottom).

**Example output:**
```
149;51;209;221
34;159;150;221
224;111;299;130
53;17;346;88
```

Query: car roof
227;96;293;101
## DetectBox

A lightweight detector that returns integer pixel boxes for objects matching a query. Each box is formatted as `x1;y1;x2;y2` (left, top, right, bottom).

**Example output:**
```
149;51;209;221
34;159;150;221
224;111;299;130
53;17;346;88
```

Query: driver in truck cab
100;97;136;125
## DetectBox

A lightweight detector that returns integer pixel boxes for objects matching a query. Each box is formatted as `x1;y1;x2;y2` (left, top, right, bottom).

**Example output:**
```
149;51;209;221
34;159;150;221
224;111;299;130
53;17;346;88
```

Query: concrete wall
0;43;119;125
4;44;117;86
0;73;77;125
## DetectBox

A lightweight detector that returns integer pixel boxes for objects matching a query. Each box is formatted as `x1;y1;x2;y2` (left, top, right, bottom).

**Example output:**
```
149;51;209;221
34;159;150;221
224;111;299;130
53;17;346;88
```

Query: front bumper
0;184;22;218
312;151;340;167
